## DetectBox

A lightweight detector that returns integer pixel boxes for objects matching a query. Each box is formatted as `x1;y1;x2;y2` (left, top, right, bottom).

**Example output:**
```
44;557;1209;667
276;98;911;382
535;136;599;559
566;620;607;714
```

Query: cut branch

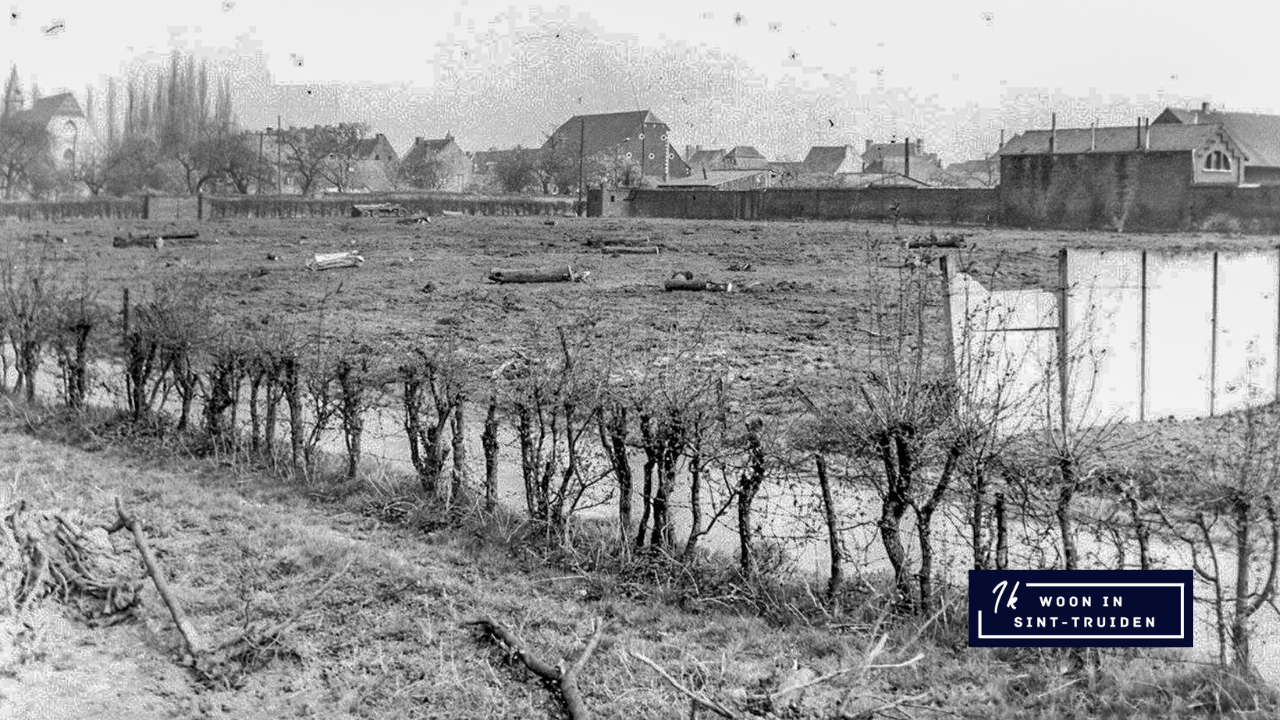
465;617;606;720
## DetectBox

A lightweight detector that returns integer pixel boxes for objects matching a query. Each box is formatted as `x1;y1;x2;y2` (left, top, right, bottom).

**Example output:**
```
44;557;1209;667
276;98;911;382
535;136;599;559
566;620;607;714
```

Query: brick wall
205;192;579;219
618;187;998;224
998;152;1193;231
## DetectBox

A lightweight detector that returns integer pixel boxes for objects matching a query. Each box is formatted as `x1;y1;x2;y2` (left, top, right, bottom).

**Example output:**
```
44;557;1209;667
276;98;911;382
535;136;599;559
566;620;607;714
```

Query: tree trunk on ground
995;491;1009;570
1056;455;1079;570
877;431;914;608
451;395;467;501
682;447;703;561
635;413;656;549
482;398;499;513
816;453;843;601
737;420;766;578
600;407;633;548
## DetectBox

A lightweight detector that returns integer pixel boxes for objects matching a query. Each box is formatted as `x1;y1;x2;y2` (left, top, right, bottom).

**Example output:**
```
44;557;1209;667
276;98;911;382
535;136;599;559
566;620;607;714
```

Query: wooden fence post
197;192;204;221
142;194;151;220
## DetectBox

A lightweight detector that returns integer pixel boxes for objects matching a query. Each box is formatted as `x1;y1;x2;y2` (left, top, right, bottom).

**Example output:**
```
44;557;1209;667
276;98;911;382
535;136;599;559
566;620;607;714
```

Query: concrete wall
618;187;998;224
999;152;1194;231
206;192;579;219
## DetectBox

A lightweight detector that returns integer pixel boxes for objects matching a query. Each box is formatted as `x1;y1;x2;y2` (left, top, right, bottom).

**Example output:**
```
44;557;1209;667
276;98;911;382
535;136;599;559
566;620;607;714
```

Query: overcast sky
4;1;1275;163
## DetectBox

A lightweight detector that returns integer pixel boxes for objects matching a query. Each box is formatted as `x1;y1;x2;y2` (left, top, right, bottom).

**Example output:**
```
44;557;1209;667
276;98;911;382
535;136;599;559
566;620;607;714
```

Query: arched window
1204;150;1232;172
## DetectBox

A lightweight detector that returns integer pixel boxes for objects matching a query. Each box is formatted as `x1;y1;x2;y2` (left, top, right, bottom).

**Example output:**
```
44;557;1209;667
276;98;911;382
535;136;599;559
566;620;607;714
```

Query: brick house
861;139;944;183
401;135;473;191
4;91;96;174
545;110;691;184
800;145;861;176
684;145;768;173
350;132;400;192
1153;103;1280;185
997;120;1246;229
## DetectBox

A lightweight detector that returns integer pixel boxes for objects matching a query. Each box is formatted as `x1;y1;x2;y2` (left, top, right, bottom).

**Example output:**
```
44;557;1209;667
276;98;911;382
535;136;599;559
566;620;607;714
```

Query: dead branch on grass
465;617;606;720
629;651;741;720
106;497;204;658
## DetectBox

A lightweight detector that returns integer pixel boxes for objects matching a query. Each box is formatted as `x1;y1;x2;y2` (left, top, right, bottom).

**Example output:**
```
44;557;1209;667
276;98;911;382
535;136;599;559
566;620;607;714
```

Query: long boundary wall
619;187;999;224
204;192;580;219
0;198;146;221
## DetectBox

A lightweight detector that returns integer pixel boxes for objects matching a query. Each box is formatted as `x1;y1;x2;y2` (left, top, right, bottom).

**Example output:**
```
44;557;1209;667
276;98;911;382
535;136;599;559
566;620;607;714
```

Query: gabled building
6;91;95;174
545;110;691;183
349;132;399;192
402;135;473;191
942;158;1000;188
800;145;861;176
997;120;1247;229
1153;103;1280;185
861;139;944;182
657;168;777;191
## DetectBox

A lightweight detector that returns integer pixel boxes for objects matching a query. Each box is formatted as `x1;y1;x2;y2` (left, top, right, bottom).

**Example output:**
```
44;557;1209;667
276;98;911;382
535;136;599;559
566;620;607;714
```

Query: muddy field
5;213;1275;401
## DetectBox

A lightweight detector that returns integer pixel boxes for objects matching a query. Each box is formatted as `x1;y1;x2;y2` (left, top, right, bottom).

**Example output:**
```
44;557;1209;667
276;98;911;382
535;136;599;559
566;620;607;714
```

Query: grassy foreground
0;408;1274;720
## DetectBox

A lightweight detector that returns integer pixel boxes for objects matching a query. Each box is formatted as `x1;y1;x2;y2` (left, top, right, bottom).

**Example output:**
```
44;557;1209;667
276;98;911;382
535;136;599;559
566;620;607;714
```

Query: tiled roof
725;145;764;159
403;137;460;165
12;92;83;126
687;149;727;167
658;169;772;188
801;146;855;174
546;110;668;157
1155;107;1280;167
998;124;1227;156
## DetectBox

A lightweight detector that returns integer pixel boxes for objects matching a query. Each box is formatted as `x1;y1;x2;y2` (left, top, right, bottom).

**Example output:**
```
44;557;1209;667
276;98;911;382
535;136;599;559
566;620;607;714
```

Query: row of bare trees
1;247;1279;676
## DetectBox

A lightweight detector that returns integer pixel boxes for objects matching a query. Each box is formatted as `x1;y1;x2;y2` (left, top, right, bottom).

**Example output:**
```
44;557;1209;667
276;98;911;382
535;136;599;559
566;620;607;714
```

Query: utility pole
256;130;265;194
578;116;585;216
276;114;283;194
639;120;647;186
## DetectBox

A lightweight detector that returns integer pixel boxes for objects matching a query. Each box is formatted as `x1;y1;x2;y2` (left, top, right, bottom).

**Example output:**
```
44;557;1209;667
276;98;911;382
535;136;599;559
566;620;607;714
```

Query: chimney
1136;117;1142;150
1144;117;1151;151
1049;113;1057;154
903;137;911;178
414;136;422;145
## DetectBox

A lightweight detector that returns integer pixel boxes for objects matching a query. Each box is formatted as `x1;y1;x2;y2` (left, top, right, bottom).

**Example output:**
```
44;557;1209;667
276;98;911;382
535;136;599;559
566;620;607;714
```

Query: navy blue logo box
968;570;1194;648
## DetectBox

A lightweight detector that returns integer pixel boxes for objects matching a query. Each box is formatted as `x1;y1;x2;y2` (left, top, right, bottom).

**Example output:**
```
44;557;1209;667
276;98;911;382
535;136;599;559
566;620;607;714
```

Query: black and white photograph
3;2;1280;718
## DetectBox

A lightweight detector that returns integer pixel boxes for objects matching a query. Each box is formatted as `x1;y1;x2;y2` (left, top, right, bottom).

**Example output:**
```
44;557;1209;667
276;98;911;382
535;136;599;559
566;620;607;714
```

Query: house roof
725;145;764;160
946;159;997;174
353;134;396;161
546;110;668;157
658;169;773;188
12;92;83;126
687;149;727;167
1155;107;1280;167
801;146;857;174
862;142;927;162
998;124;1229;156
403;137;460;164
769;161;804;175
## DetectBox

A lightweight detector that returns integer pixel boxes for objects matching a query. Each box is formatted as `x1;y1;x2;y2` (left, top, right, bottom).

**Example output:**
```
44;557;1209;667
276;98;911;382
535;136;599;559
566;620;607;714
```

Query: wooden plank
664;278;733;292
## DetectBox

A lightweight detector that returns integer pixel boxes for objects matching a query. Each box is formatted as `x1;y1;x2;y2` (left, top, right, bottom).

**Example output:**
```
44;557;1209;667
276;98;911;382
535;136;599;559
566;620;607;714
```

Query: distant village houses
402;134;473;191
544;110;692;185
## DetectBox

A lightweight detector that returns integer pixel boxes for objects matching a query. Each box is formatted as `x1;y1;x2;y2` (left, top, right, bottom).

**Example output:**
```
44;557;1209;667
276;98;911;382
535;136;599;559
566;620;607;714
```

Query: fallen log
112;235;164;249
602;245;660;255
307;251;364;271
907;233;966;249
664;274;732;293
489;265;587;284
464;618;605;720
